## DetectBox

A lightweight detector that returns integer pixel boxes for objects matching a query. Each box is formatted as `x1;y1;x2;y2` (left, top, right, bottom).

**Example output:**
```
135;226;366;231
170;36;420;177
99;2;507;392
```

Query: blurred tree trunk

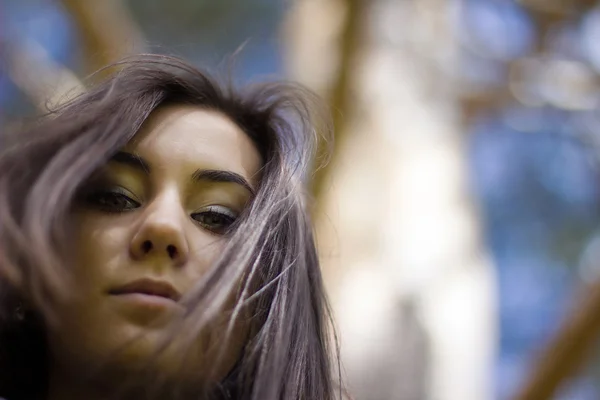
285;1;497;399
5;40;82;111
61;0;145;73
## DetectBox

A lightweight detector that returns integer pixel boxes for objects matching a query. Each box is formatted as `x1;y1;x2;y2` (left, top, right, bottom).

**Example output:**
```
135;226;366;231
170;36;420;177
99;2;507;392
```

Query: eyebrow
192;169;255;195
110;151;255;195
110;151;150;173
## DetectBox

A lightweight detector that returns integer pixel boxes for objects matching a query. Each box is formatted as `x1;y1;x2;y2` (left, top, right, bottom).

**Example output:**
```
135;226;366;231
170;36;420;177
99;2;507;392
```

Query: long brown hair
0;54;340;400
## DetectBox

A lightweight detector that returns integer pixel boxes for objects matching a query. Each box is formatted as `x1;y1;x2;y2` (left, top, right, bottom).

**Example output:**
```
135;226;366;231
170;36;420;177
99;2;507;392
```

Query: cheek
71;212;132;285
182;233;227;282
48;215;136;373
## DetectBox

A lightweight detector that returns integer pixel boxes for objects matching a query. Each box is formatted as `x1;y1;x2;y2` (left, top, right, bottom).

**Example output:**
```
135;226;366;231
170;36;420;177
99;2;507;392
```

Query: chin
49;308;239;390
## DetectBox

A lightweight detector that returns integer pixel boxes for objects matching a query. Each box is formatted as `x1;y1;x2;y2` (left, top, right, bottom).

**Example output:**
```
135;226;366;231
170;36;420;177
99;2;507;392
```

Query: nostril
166;244;178;259
141;240;153;253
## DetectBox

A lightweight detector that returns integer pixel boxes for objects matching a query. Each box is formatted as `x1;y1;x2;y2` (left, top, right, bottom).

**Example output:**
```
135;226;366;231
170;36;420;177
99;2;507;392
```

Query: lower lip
110;293;179;310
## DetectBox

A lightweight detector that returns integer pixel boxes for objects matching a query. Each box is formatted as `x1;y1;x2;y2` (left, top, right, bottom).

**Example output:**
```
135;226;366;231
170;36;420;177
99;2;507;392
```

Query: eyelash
83;188;140;212
83;189;238;235
191;206;238;235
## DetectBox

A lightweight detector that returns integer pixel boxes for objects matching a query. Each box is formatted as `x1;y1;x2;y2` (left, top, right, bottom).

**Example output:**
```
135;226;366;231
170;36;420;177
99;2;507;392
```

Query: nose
129;194;189;267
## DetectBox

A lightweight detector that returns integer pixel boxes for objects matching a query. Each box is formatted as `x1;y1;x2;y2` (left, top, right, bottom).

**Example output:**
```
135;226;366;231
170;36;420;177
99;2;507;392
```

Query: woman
0;55;340;400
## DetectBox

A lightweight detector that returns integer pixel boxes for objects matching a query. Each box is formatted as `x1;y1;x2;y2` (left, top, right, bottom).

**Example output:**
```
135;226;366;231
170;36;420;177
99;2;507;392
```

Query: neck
46;364;212;400
47;359;147;400
47;366;109;400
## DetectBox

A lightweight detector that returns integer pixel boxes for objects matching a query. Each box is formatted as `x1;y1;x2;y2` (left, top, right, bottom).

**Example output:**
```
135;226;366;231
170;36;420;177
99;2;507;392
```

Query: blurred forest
3;0;600;399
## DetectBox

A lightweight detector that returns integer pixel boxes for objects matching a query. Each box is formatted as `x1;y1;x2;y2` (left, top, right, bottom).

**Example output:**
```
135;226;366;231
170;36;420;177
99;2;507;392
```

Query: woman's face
50;105;262;385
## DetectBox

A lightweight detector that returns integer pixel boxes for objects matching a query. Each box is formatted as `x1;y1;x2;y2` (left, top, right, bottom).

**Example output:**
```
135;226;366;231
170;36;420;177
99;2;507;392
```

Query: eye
191;205;238;235
84;188;140;212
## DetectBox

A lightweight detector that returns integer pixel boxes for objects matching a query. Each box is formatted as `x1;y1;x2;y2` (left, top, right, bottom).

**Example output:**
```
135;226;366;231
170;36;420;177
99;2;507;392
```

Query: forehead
125;105;262;184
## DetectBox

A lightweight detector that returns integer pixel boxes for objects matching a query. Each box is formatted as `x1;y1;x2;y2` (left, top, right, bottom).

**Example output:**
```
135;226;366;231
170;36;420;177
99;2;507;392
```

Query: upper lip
109;278;181;301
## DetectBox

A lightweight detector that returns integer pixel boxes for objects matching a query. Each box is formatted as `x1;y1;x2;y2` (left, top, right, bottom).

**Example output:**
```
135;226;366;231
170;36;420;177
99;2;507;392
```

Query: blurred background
2;0;600;399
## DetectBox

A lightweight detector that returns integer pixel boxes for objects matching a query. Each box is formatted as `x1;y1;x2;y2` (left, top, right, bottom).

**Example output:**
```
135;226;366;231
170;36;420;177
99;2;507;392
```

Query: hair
0;54;340;400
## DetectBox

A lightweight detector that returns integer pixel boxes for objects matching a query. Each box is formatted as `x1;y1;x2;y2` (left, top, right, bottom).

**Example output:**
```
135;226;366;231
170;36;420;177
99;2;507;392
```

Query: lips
109;278;181;302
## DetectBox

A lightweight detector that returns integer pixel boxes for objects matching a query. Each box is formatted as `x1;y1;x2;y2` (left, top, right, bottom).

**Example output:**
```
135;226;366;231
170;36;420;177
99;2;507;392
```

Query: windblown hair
0;55;339;400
